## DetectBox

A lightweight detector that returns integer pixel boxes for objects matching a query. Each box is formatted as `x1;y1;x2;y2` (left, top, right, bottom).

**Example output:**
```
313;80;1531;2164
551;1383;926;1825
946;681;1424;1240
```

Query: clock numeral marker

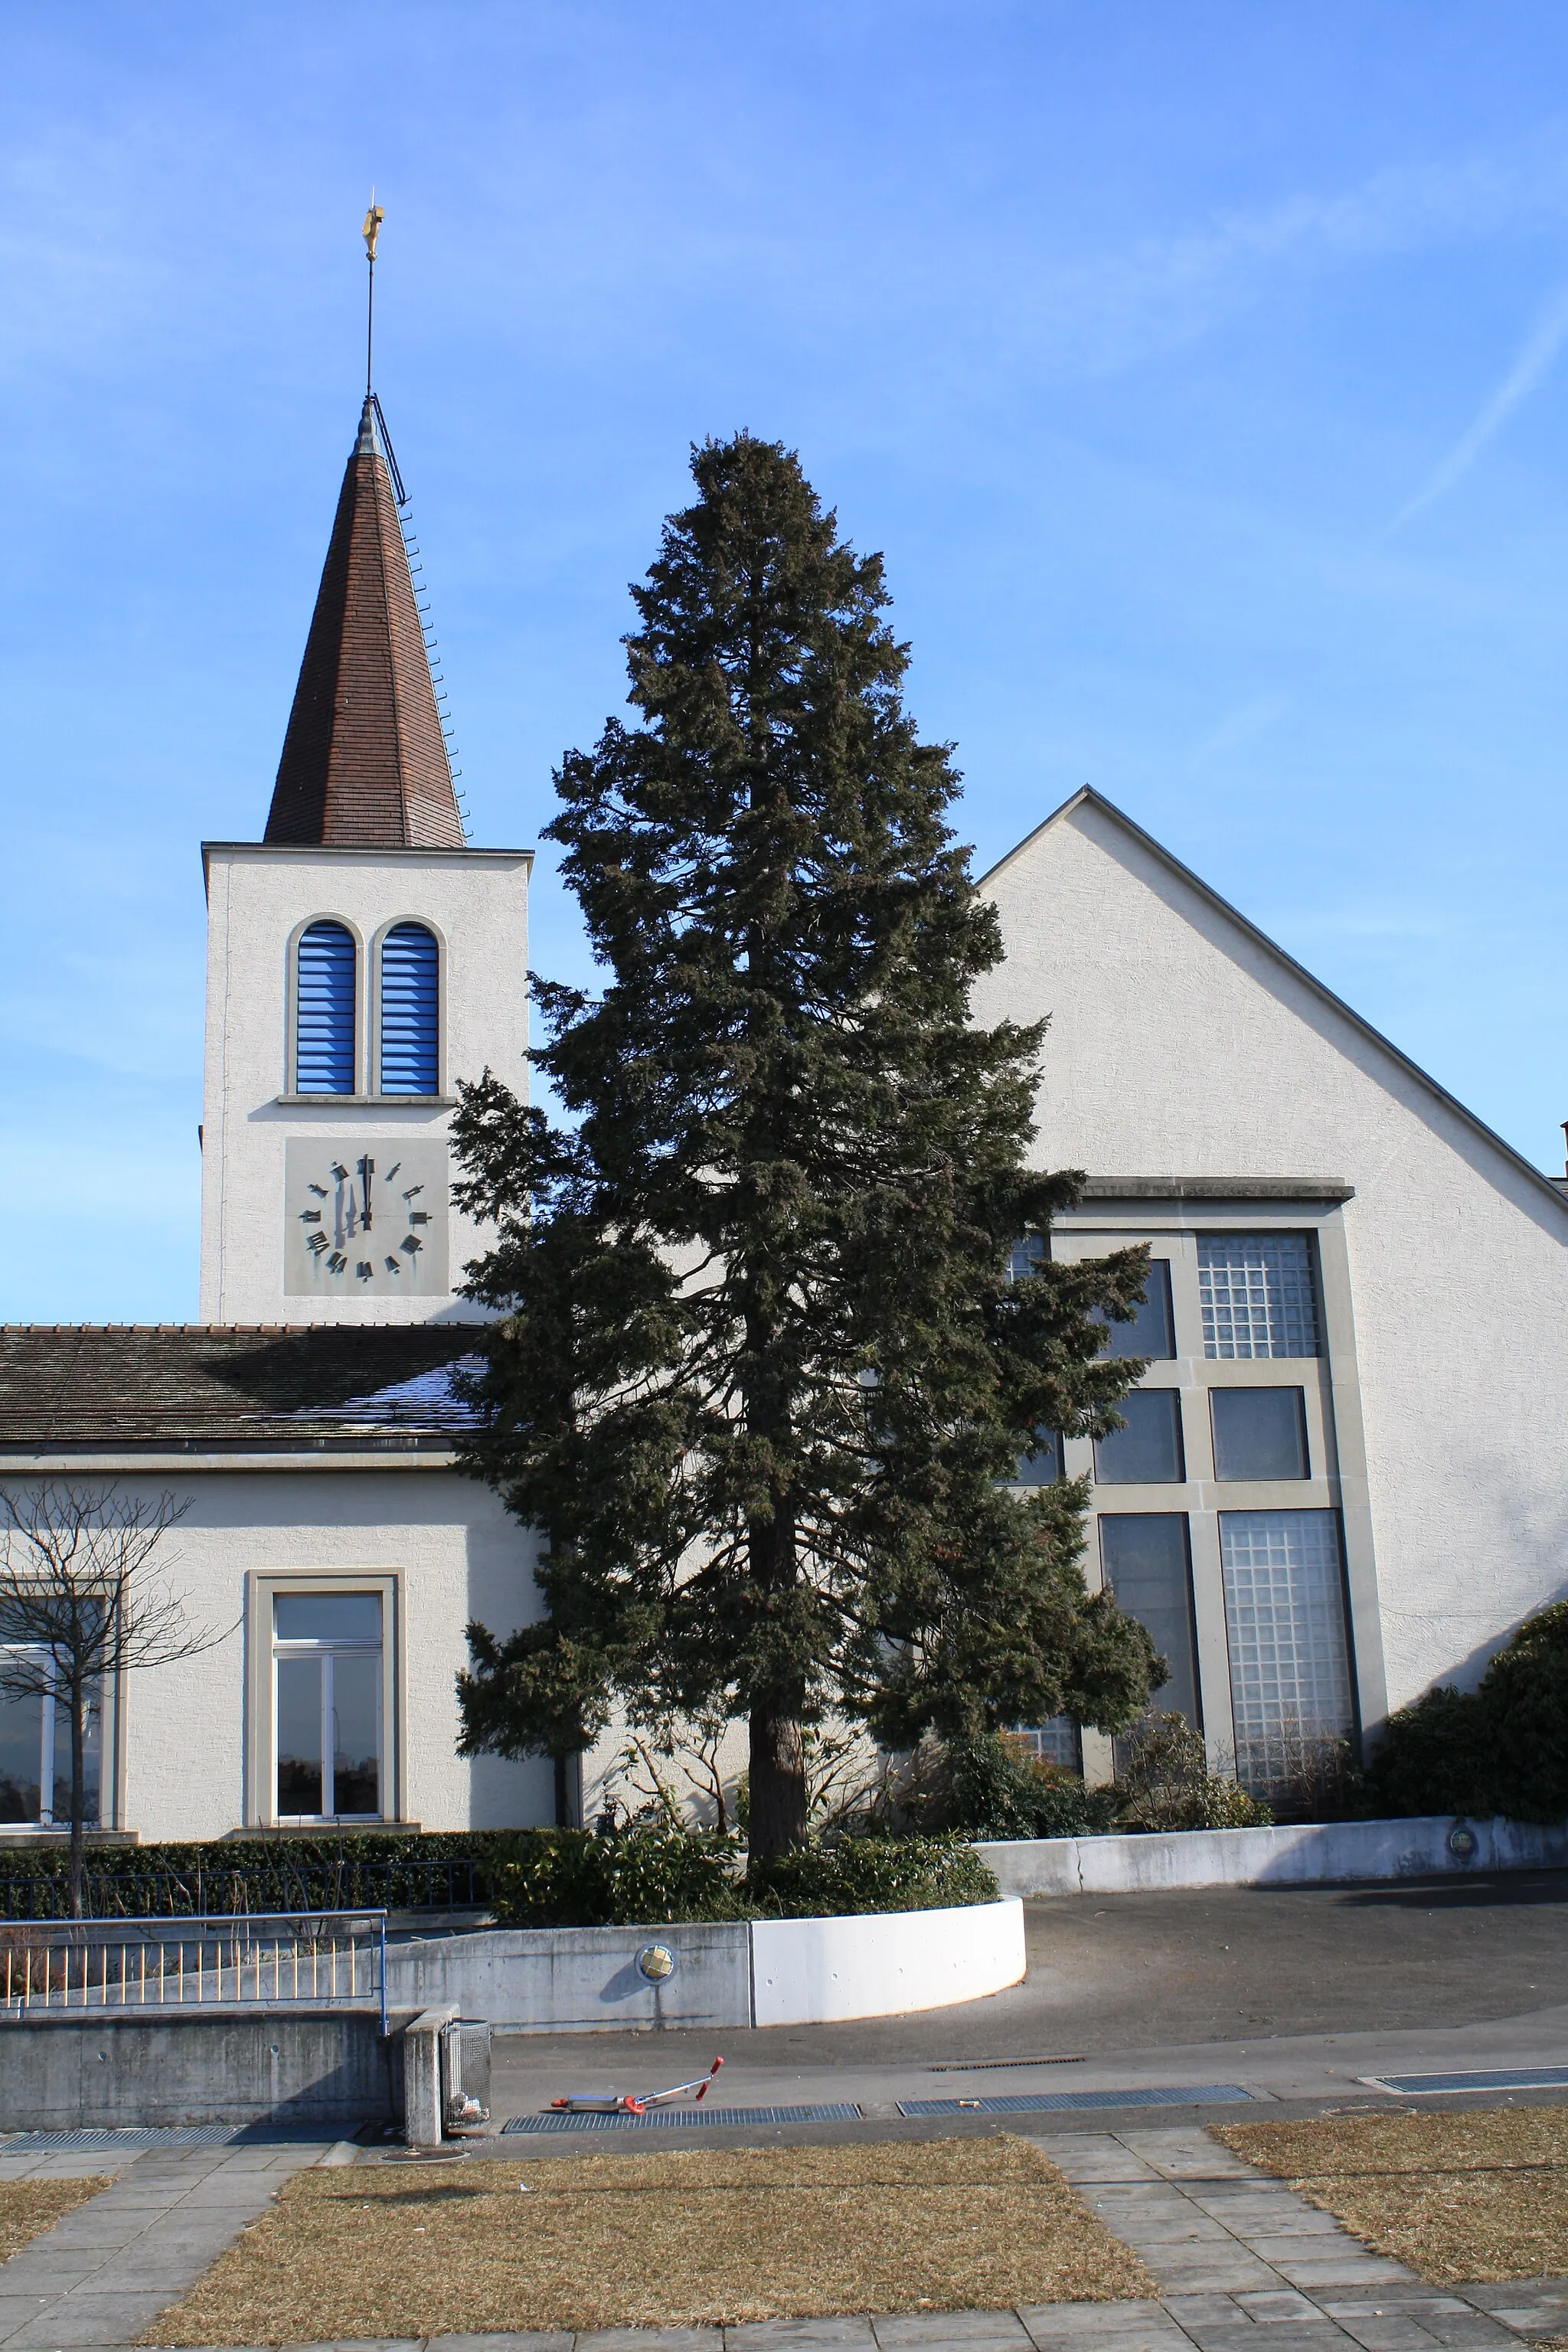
385;1162;402;1181
308;1183;328;1198
356;1261;374;1281
327;1251;348;1273
408;1210;430;1226
331;1161;349;1181
400;1233;422;1256
299;1210;322;1223
306;1233;328;1257
384;1255;402;1276
402;1183;423;1200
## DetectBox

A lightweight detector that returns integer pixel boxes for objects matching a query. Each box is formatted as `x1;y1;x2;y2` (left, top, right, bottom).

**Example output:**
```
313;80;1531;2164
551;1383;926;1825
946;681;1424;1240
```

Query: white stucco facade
72;1459;551;1843
976;790;1568;1730
199;842;531;1326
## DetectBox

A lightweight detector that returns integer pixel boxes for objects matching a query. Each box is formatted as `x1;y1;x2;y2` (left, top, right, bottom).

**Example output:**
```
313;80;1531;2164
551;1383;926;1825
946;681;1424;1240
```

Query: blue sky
5;3;1568;1321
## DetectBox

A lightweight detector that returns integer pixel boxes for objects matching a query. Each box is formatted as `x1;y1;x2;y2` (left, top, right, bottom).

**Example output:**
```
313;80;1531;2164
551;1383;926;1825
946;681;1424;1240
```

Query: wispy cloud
1396;283;1568;524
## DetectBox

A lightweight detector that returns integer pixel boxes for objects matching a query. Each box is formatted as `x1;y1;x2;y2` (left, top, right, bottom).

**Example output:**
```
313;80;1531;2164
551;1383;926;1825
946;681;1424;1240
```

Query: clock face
283;1139;450;1298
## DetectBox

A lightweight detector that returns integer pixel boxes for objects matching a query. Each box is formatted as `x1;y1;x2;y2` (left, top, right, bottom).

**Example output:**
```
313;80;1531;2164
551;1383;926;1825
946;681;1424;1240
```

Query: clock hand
358;1155;374;1233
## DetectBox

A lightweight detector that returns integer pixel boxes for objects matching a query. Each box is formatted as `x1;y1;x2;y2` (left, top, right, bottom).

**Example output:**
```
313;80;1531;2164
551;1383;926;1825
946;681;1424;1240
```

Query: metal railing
0;1910;388;2034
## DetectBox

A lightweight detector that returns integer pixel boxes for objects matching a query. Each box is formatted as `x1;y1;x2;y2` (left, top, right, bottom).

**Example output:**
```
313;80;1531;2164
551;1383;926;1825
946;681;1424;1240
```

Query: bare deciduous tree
0;1485;233;1916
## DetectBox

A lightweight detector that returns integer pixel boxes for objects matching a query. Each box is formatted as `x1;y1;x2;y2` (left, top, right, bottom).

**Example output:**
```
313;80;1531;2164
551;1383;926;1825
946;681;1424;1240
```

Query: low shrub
485;1828;748;1927
749;1834;999;1916
1110;1713;1273;1832
1368;1600;1568;1824
894;1730;1117;1841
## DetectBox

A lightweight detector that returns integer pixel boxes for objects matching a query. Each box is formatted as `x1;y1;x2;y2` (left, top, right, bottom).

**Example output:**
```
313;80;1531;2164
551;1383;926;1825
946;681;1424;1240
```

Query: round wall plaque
637;1943;676;1982
1447;1824;1478;1860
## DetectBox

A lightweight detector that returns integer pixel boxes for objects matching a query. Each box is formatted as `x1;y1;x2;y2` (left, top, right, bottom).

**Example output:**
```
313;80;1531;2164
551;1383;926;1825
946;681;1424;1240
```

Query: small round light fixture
1447;1824;1478;1861
637;1943;676;1983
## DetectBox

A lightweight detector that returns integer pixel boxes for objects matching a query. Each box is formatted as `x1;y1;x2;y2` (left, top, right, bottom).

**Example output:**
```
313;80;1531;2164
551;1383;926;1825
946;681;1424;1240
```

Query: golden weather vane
363;193;384;394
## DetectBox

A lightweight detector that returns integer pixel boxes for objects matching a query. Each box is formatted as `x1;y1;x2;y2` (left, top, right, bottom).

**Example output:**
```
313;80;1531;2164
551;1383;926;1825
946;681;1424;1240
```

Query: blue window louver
295;922;357;1095
379;923;439;1094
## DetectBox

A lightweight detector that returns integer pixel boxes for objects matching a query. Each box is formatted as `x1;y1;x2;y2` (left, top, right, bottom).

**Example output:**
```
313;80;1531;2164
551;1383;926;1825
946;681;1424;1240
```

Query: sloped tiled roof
0;1325;483;1452
263;398;465;849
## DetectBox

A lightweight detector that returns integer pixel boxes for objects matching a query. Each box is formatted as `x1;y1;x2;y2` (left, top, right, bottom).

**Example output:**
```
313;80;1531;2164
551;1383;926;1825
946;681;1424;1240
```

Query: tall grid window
1199;1233;1319;1358
1220;1508;1353;1792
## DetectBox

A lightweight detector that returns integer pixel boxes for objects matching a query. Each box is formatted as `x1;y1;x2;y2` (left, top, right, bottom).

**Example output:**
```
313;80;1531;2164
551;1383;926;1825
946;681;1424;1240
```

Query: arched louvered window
295;922;357;1095
379;923;439;1094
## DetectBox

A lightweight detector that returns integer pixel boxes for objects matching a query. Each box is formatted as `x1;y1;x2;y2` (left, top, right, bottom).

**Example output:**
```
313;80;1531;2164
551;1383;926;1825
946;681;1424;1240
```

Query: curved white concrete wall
750;1899;1026;2027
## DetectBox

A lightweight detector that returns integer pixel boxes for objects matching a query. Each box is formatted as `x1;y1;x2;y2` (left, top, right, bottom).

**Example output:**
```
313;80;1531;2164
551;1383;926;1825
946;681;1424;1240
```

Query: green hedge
0;1832;493;1922
0;1827;998;1926
483;1829;998;1926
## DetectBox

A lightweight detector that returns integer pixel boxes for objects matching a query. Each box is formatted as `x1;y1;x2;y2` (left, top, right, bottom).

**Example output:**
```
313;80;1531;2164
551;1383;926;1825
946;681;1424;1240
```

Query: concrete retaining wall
975;1813;1568;1898
0;2009;400;2133
386;1921;753;2034
752;1900;1025;2027
386;1902;1027;2034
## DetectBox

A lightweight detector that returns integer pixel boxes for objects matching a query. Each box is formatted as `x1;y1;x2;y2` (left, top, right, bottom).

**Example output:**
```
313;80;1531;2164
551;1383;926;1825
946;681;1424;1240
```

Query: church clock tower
198;392;530;1325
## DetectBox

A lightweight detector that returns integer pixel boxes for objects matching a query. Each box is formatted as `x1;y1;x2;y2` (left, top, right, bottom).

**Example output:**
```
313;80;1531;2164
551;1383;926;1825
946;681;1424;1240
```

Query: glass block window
1014;1717;1083;1773
1008;1235;1047;1281
1199;1233;1318;1359
1093;1259;1175;1360
1220;1509;1354;1792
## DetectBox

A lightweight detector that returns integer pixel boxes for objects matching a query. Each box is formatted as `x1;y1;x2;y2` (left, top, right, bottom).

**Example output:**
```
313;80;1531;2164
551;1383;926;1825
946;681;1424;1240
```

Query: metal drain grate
1361;2066;1568;2096
502;2102;862;2134
0;2124;243;2154
898;2084;1255;2116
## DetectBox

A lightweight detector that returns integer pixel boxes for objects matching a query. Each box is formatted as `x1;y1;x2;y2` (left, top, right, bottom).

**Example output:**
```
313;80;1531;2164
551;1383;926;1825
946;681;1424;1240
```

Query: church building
1;389;1565;1851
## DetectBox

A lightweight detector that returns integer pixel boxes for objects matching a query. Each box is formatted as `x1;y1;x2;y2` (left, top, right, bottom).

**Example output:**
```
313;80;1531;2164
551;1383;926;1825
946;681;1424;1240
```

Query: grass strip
0;2177;113;2264
1215;2106;1568;2285
141;2133;1153;2344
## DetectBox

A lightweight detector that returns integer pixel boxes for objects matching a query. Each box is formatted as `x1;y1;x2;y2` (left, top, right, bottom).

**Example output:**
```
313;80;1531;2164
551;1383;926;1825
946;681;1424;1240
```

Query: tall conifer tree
452;434;1160;1857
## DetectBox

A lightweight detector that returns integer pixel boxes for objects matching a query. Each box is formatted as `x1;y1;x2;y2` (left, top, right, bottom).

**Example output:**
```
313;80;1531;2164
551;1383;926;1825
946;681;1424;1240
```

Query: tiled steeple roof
264;397;465;848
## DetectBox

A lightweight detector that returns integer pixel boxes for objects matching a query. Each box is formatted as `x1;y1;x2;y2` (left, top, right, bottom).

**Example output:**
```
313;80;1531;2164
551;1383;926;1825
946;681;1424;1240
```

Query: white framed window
272;1592;384;1822
0;1648;100;1829
1220;1508;1354;1790
1198;1232;1319;1359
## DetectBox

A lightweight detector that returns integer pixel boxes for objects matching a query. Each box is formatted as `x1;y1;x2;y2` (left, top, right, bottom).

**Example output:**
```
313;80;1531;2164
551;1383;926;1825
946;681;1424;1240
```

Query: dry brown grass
0;2177;112;2263
140;2134;1153;2346
1216;2107;1568;2285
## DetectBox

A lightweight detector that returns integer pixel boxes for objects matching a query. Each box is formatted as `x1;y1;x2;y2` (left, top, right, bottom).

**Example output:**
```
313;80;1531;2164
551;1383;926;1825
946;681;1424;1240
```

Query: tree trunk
67;1683;86;1921
748;1707;808;1859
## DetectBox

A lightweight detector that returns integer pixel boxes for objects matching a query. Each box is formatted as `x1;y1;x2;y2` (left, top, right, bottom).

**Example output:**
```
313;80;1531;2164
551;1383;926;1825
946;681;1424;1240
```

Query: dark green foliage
485;1828;748;1927
917;1730;1116;1839
482;1828;995;1926
451;433;1159;1854
748;1834;998;1916
0;1833;491;1922
1368;1601;1568;1824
